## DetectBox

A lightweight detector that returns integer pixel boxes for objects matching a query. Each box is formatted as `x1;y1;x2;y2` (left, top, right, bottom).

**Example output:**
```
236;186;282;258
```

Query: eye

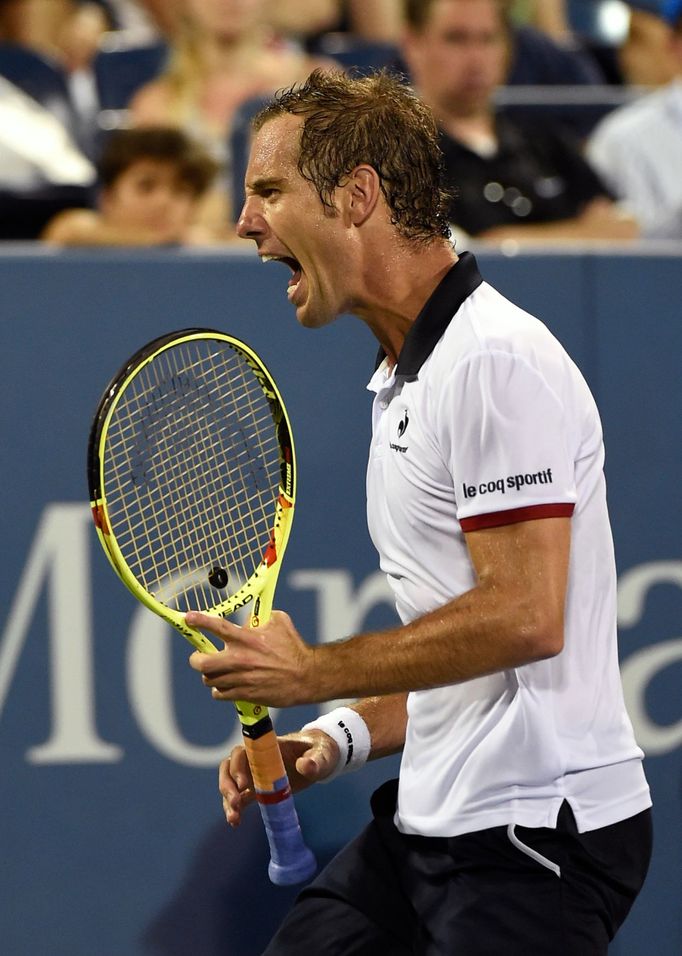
134;175;159;194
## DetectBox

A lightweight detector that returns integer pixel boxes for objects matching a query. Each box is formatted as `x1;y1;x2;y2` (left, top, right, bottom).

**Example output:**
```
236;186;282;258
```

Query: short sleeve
438;350;577;531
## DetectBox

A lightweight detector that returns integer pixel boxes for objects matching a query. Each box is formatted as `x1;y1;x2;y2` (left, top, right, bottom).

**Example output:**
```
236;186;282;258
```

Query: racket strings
102;340;283;612
111;354;276;605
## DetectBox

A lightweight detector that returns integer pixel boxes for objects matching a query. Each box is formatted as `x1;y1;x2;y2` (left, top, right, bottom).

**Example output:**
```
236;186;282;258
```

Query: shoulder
589;89;668;150
509;25;603;85
428;282;562;381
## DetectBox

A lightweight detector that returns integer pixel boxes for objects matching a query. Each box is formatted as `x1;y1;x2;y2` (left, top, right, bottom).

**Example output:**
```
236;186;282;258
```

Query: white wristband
301;707;371;782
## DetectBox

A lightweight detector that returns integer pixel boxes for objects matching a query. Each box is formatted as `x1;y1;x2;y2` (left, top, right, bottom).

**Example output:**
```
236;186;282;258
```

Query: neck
351;239;458;366
196;26;268;72
436;107;495;146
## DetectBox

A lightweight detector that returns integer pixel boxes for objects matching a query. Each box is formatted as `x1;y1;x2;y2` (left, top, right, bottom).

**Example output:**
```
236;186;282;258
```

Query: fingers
291;731;341;784
186;610;242;643
217;730;342;829
219;746;254;828
186;608;313;707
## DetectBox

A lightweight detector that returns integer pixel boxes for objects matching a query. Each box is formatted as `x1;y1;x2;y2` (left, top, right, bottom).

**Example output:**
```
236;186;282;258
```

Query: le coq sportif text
462;467;554;499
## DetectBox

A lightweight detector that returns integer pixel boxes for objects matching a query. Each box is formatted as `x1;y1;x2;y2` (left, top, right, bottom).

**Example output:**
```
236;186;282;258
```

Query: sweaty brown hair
253;69;452;243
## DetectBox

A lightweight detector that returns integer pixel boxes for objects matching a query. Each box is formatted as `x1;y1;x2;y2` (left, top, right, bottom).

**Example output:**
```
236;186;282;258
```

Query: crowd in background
1;0;681;247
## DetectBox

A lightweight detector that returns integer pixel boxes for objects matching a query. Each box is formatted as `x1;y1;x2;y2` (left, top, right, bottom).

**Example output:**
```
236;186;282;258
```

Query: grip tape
242;721;317;886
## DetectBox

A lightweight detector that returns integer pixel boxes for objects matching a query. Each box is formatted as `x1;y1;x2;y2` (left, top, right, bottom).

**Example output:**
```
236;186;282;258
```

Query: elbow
534;624;564;660
517;605;565;662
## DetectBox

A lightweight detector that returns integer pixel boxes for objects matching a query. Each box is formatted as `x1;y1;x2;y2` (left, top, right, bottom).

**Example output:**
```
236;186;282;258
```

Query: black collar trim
375;252;484;376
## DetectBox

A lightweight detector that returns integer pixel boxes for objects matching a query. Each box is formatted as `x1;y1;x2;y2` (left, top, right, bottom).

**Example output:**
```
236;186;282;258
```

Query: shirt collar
374;251;484;376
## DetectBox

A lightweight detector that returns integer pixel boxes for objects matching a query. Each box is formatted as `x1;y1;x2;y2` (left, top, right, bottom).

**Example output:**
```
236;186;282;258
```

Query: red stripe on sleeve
459;503;575;532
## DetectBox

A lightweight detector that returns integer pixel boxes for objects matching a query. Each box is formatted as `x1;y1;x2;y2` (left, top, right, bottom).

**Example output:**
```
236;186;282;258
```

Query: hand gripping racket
87;328;316;885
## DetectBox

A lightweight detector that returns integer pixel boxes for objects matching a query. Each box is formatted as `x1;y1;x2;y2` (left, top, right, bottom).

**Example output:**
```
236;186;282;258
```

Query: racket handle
242;719;317;886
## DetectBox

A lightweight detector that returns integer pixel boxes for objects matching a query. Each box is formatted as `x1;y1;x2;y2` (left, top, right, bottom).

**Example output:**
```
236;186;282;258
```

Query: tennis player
187;69;652;954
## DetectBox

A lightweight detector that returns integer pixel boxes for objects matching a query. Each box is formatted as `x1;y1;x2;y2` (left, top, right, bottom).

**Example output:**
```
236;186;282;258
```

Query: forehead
426;0;502;30
246;114;304;183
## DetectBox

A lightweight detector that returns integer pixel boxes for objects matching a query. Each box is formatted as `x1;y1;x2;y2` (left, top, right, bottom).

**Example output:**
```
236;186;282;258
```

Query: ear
345;164;382;226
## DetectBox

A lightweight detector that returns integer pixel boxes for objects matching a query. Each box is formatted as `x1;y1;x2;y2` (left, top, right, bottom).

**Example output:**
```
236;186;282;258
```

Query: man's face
237;114;353;329
402;0;508;117
101;159;198;238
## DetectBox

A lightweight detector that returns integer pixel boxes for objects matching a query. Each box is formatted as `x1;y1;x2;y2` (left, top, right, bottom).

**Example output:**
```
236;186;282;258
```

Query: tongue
286;268;303;302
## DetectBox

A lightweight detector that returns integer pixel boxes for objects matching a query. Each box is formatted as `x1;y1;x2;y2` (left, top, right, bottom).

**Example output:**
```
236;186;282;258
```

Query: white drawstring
507;825;562;878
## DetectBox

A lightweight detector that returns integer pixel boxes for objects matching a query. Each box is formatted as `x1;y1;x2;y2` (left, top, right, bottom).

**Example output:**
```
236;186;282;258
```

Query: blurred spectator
128;0;332;231
339;0;404;42
0;0;116;154
103;0;182;42
586;0;682;238
105;0;340;46
41;125;219;245
401;0;638;244
303;1;405;46
0;39;96;238
0;0;111;72
264;0;342;43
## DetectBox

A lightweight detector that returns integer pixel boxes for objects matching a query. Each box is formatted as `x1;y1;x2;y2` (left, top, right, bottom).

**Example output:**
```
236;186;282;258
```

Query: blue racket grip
242;720;317;885
256;781;318;885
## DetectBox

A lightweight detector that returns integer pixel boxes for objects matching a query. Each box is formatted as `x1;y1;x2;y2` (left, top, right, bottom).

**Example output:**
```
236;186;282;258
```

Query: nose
236;196;268;240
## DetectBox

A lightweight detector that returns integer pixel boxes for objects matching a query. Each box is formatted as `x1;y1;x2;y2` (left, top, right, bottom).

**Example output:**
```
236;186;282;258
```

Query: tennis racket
87;328;316;886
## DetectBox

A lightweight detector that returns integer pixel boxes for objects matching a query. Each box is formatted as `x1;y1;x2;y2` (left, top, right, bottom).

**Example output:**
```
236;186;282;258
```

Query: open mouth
262;255;303;300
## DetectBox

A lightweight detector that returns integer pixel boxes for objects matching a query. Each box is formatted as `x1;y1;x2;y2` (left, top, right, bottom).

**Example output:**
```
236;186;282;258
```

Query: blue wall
0;246;680;955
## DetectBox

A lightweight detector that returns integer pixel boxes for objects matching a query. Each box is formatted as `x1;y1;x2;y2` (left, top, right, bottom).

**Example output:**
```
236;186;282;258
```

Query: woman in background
129;0;331;235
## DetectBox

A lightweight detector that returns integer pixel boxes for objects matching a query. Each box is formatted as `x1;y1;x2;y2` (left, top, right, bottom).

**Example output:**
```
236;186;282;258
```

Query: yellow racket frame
89;330;296;726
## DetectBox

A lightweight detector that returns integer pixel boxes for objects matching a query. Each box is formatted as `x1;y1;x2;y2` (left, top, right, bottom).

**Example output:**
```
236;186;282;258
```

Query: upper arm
464;516;571;656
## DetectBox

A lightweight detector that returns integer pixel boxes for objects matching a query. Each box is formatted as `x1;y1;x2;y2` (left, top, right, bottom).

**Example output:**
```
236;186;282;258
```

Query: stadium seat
310;34;403;75
93;37;168;129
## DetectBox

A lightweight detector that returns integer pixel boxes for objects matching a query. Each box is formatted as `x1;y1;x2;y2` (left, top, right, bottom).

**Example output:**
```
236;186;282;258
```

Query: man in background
400;0;639;245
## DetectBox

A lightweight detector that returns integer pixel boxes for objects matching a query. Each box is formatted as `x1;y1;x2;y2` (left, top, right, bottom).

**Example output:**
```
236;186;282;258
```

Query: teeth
261;255;277;263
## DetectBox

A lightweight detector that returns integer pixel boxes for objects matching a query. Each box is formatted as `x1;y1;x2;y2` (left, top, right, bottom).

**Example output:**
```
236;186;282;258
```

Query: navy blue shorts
263;779;652;955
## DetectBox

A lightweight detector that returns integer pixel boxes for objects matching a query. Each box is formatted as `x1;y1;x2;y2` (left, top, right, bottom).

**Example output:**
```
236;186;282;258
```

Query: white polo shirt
366;253;651;837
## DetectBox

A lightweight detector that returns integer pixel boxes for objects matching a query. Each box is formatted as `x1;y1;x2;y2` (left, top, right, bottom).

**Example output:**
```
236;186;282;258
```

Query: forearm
350;692;408;760
302;692;407;781
42;212;184;246
190;521;569;709
310;582;552;702
479;204;639;243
